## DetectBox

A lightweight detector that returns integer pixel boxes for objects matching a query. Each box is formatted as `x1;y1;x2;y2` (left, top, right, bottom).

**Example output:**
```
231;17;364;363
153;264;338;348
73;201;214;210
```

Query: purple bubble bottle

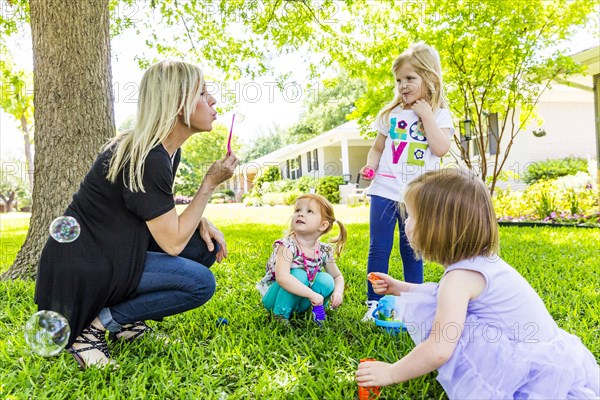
312;305;326;327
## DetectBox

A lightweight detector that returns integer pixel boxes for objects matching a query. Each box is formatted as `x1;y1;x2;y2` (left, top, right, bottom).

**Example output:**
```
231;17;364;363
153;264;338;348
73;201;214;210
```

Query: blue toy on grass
372;295;406;335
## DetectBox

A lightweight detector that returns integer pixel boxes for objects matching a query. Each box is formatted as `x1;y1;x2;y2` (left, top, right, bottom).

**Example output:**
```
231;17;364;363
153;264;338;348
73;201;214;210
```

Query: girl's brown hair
404;168;499;266
289;193;347;258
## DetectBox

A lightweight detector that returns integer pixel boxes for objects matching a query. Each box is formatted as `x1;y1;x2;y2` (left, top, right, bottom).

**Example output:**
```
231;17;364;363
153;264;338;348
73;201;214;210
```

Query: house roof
570;45;600;75
556;45;600;90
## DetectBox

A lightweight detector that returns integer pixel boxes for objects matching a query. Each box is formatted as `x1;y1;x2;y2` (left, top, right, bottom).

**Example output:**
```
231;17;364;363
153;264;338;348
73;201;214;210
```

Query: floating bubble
24;310;71;357
49;216;80;243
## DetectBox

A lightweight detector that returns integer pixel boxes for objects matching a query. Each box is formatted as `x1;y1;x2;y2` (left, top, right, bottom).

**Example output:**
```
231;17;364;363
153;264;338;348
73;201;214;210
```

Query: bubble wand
227;113;235;155
363;167;396;179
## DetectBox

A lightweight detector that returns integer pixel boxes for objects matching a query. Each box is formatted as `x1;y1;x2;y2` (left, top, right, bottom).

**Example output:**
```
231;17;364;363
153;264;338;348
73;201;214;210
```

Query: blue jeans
262;269;335;319
367;195;423;301
99;232;218;331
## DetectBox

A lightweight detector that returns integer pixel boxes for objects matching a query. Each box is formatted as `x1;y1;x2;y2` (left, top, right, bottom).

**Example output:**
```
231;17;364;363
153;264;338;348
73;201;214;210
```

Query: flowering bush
493;172;599;226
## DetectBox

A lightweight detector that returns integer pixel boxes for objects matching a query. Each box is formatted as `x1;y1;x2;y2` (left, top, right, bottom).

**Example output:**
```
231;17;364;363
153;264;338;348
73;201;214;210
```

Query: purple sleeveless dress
397;255;599;399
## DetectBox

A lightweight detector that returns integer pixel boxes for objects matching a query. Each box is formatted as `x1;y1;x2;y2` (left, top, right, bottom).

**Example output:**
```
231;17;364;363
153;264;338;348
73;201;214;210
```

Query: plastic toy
372;295;406;335
358;358;381;399
367;272;379;284
362;168;396;180
312;304;326;327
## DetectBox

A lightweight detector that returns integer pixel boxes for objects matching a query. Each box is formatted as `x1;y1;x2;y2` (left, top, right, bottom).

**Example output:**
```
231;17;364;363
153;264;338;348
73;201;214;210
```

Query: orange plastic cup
358;358;381;400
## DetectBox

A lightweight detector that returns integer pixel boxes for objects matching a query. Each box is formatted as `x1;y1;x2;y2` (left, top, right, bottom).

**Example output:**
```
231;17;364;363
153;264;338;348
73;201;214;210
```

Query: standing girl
256;194;347;323
356;169;599;399
360;42;455;321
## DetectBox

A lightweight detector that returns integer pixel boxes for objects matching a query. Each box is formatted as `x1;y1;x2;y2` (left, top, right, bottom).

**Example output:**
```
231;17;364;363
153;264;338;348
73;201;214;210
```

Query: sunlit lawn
0;205;598;399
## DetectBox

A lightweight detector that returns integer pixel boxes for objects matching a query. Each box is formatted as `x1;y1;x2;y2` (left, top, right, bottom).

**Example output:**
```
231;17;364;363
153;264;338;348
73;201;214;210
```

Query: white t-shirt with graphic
367;107;455;202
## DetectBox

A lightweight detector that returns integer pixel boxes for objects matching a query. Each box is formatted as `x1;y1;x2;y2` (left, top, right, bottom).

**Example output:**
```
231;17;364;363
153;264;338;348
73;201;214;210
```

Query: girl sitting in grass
256;194;347;324
356;168;599;399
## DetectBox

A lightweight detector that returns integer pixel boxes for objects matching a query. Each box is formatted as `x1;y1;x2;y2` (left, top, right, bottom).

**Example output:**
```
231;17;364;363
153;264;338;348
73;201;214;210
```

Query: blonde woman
359;42;455;321
35;60;238;369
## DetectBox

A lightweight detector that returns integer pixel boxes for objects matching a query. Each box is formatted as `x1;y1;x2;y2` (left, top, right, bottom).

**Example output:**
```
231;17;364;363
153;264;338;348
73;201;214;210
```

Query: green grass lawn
0;205;598;399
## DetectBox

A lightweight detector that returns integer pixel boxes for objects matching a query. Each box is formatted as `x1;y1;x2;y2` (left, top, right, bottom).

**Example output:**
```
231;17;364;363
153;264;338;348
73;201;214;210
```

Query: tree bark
1;0;114;280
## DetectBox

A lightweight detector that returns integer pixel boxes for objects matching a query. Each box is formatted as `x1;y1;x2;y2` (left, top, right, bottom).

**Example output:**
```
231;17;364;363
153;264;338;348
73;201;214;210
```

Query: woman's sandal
108;321;153;342
67;324;115;370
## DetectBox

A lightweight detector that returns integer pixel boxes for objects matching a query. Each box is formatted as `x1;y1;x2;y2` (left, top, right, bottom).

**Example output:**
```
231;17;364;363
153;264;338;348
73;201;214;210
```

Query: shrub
493;173;599;226
522;157;588;184
317;176;345;204
254;166;281;190
293;176;318;192
243;196;263;207
262;192;286;206
261;179;294;193
284;189;303;205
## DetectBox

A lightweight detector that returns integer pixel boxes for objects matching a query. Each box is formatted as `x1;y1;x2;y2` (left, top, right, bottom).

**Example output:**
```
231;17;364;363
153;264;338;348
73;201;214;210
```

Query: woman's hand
329;292;343;308
199;217;227;262
203;152;238;189
368;272;402;296
356;360;398;387
309;292;324;306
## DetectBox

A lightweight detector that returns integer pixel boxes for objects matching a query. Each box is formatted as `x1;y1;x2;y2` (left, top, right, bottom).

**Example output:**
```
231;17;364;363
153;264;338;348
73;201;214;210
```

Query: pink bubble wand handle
227;114;235;155
363;168;396;179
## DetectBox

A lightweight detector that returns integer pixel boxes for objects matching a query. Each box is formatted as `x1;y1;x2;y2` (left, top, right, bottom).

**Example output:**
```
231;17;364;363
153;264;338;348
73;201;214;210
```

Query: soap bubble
24;310;71;357
49;216;80;243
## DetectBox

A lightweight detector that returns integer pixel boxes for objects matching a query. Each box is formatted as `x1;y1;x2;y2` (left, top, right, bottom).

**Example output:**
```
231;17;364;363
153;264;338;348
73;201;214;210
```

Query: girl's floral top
256;236;334;297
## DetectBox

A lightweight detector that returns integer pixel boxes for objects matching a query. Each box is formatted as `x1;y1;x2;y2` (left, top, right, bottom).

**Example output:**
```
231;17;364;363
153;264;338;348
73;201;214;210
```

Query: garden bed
497;221;599;229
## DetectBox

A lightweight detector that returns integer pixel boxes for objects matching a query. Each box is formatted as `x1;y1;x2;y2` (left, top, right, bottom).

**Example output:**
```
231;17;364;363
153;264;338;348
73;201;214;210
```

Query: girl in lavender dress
356;168;599;399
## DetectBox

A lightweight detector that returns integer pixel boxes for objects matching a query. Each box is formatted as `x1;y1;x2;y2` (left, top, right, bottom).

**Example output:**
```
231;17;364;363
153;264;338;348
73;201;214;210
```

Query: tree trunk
20;115;34;192
1;0;114;280
0;192;16;212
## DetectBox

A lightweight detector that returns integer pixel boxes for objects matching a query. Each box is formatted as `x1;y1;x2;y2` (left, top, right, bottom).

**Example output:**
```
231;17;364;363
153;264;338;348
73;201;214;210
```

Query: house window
307;151;312;172
467;113;499;157
312;149;319;171
288;157;303;179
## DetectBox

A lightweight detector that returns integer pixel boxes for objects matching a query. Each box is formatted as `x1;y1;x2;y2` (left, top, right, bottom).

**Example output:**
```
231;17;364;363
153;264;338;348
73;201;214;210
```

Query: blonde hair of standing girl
376;42;449;135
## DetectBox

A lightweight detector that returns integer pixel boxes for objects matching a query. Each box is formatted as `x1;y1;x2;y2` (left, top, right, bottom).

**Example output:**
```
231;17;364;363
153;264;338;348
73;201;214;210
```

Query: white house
229;46;599;198
226;120;374;198
451;45;599;189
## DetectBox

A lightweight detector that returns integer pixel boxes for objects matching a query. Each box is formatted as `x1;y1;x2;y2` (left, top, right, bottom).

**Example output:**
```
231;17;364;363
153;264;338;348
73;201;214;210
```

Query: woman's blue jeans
99;231;218;331
367;195;423;301
262;269;335;319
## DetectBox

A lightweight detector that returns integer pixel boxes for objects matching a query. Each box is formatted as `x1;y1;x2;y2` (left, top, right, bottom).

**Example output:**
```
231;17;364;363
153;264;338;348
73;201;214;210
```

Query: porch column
341;137;350;177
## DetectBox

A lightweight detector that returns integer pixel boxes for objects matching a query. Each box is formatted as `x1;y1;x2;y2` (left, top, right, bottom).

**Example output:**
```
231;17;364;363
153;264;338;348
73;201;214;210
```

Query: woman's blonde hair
375;42;448;133
404;168;499;266
106;60;205;192
288;193;347;258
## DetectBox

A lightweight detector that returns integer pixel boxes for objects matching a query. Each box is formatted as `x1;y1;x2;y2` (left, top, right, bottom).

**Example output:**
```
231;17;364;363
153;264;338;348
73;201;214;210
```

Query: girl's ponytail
330;219;347;258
